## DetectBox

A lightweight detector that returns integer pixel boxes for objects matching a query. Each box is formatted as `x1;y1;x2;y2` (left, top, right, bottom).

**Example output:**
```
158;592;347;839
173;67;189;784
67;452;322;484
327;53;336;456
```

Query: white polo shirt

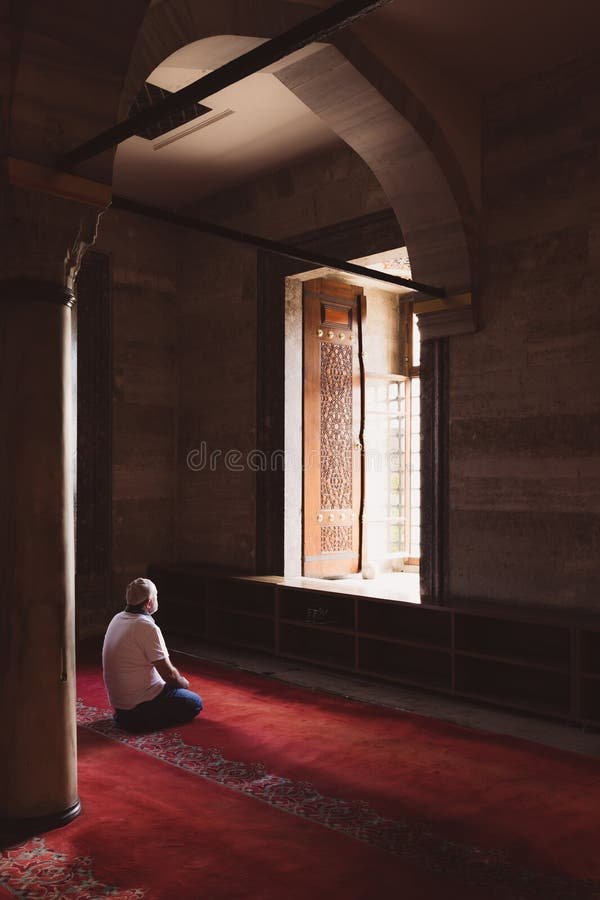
102;611;169;710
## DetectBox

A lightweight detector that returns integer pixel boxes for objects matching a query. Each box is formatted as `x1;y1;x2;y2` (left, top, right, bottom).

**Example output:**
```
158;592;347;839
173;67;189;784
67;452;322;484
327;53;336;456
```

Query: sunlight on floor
276;571;420;603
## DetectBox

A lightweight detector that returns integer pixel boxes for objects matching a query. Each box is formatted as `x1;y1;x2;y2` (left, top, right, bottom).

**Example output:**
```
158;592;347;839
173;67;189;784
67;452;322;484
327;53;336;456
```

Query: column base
0;798;81;844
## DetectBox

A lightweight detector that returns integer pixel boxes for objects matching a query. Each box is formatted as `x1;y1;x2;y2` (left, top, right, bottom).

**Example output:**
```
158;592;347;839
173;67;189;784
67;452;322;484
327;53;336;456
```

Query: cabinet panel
359;637;451;689
280;622;354;667
280;589;355;630
456;655;571;717
581;677;600;722
581;630;600;675
455;614;570;670
358;600;450;647
148;566;591;726
205;608;275;651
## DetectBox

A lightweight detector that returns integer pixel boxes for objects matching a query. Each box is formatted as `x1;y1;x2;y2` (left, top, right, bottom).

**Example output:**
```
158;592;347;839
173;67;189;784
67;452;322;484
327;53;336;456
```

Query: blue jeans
114;685;203;733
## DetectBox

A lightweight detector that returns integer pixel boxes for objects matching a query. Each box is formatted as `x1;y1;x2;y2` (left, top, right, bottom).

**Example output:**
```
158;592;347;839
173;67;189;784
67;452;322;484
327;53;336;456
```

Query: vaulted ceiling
287;0;600;93
114;39;342;209
116;0;600;211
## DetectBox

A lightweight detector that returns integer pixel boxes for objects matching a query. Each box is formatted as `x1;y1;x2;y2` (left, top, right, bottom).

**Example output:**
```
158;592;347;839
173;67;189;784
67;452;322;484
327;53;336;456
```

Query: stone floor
169;634;600;758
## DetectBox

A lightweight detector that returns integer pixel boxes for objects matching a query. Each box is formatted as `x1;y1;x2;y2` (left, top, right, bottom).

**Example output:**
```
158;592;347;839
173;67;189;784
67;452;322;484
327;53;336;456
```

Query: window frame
362;301;420;568
405;306;420;566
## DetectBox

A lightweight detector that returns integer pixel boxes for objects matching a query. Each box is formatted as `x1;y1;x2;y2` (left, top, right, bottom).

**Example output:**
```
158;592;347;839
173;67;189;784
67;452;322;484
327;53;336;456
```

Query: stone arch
119;0;475;295
6;0;476;293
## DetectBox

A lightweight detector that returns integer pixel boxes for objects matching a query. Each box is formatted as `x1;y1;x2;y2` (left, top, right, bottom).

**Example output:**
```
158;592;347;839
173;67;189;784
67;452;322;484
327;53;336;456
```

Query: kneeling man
103;577;202;732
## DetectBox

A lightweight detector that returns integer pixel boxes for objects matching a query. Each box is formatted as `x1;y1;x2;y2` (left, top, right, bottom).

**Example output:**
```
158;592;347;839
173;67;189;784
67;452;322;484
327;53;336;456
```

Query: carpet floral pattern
0;837;146;898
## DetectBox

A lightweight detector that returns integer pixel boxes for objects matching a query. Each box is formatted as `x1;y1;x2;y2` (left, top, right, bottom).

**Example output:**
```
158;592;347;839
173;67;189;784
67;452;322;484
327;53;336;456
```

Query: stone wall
176;143;391;573
93;53;600;616
94;209;180;613
193;142;389;238
448;53;600;609
175;230;257;571
85;142;391;621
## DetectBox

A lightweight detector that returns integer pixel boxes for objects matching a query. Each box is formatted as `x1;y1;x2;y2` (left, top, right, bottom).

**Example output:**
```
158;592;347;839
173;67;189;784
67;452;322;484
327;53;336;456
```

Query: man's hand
153;656;190;690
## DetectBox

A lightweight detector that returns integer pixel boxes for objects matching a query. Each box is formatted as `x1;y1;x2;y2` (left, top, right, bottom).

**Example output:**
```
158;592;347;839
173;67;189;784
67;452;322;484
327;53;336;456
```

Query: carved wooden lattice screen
303;278;363;577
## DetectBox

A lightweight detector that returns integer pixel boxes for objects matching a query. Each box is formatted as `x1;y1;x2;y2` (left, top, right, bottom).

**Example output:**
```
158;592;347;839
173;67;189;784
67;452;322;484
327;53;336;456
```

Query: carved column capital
0;177;107;298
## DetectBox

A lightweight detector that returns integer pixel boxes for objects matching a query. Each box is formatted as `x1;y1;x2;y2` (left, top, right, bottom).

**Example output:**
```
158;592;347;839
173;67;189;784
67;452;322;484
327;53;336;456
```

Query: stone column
417;306;475;606
418;334;449;606
0;179;104;831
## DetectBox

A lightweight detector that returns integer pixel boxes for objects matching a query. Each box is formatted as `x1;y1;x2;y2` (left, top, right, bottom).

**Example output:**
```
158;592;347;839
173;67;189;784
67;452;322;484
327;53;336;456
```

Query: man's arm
153;656;190;690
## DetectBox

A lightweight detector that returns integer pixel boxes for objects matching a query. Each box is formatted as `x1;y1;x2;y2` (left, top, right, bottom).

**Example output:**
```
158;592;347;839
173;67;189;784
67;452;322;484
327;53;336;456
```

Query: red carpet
2;647;600;899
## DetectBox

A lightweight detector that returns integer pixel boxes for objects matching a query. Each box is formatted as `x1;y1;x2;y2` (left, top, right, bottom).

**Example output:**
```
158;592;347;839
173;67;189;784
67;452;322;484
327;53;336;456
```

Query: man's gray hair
125;577;157;607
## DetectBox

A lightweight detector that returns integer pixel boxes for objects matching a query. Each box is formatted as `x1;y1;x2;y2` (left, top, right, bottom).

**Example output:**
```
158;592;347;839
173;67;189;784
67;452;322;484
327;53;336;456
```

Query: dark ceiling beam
111;195;446;298
58;0;393;171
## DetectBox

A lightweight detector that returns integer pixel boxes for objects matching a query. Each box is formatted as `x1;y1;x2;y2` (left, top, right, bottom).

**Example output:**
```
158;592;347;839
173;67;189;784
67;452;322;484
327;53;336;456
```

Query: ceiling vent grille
129;82;212;141
152;108;235;151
